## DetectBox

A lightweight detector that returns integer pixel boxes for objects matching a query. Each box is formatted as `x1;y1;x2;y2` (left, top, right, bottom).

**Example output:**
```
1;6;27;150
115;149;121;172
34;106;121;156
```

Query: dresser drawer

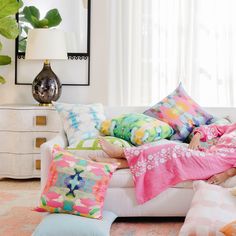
0;108;61;132
0;131;58;154
0;153;36;178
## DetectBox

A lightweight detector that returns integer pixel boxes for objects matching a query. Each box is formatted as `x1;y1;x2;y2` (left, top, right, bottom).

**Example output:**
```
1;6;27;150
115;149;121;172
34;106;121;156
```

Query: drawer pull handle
35;160;41;170
35;138;47;148
36;116;47;126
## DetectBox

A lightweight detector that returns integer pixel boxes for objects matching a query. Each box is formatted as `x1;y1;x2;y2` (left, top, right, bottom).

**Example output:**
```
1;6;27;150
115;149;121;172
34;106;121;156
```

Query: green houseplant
0;0;23;84
18;6;62;52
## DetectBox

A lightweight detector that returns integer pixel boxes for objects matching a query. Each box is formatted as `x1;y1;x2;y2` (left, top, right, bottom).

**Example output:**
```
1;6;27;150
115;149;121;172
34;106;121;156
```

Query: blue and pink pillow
36;145;118;219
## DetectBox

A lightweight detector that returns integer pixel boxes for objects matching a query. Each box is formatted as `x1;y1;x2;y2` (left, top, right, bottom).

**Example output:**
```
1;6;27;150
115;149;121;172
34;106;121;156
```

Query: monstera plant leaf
0;0;23;84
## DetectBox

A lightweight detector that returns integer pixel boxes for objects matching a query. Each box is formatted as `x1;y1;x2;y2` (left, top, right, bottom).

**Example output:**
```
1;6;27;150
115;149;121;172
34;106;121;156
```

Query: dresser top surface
0;104;55;110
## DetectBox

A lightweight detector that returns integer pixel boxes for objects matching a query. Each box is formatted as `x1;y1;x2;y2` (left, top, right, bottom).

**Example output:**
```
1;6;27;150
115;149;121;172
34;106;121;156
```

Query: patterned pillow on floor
179;181;236;236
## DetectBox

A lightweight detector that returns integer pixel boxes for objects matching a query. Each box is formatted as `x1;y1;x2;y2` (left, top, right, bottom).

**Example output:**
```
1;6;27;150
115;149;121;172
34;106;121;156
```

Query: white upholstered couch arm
40;131;68;192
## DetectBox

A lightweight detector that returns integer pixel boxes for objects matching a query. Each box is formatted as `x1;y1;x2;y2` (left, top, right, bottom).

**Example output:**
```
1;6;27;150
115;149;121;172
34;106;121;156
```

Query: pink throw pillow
36;145;118;219
144;83;213;141
179;181;236;236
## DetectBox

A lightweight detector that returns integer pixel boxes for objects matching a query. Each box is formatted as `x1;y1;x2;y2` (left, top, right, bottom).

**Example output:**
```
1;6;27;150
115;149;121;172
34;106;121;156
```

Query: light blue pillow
53;102;105;147
33;211;117;236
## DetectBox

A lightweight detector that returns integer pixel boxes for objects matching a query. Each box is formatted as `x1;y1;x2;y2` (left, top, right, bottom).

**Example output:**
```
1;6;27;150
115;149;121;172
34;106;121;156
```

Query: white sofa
40;106;236;217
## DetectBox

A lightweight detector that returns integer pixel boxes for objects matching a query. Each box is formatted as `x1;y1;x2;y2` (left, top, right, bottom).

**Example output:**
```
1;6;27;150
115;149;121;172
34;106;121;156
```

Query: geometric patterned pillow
179;181;236;236
53;102;106;147
66;136;132;159
98;113;173;146
36;145;118;219
144;83;213;141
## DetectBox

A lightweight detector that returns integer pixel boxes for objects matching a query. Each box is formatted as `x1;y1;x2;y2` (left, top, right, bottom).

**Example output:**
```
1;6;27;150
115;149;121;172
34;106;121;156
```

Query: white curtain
108;0;236;107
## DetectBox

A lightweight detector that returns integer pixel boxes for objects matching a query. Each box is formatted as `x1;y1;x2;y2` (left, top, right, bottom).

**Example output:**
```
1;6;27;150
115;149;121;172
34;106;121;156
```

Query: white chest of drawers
0;105;61;178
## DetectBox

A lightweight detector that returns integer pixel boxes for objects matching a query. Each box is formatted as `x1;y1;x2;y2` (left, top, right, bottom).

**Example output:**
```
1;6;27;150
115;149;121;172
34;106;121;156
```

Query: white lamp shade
25;29;68;60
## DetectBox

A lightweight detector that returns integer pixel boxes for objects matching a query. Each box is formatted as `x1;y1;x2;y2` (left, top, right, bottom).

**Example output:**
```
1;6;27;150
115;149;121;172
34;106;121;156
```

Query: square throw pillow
53;102;105;147
67;136;132;159
33;210;117;236
98;113;173;146
36;145;118;219
179;181;236;236
144;83;213;141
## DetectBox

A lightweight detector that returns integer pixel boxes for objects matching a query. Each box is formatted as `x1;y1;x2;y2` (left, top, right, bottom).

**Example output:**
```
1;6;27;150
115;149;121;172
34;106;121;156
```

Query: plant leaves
0;75;6;84
23;26;29;34
37;19;49;28
44;9;62;28
0;55;11;65
23;6;40;28
0;16;19;39
0;0;23;20
18;39;26;52
0;41;2;51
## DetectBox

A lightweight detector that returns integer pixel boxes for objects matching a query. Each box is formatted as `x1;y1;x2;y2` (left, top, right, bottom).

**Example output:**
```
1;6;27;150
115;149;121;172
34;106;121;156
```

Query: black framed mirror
15;0;91;86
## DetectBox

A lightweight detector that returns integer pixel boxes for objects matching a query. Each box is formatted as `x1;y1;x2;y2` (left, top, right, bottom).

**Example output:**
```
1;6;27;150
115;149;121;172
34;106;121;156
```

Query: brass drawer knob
35;116;47;126
35;137;47;148
35;160;41;170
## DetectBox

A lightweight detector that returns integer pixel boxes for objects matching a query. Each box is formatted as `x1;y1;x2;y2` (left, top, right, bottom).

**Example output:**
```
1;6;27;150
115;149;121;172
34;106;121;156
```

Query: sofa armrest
40;131;68;192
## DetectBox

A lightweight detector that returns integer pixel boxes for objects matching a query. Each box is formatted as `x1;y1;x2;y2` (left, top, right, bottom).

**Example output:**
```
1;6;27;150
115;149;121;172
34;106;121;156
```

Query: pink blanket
124;123;236;204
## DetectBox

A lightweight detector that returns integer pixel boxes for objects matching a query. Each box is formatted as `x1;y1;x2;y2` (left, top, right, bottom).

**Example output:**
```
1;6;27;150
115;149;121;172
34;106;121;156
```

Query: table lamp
25;28;67;105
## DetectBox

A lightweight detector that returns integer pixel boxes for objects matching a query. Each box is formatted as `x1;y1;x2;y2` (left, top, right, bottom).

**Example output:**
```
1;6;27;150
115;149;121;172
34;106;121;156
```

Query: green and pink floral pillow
36;145;118;219
144;83;213;141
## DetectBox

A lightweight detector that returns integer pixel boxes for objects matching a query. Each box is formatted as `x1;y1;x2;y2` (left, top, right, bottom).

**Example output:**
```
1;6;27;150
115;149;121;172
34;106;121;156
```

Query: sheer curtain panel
108;0;236;107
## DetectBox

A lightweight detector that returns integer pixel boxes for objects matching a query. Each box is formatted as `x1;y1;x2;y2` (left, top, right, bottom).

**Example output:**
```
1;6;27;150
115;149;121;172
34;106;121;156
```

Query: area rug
0;180;183;236
0;190;45;236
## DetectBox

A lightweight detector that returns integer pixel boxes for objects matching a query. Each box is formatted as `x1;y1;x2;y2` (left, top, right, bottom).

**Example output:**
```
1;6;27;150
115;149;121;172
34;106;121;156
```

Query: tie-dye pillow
144;83;213;141
53;102;105;147
98;113;173;146
36;145;118;219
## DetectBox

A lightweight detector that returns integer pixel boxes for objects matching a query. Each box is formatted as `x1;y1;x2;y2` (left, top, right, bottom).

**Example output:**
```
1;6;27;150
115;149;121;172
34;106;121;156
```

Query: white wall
0;0;110;105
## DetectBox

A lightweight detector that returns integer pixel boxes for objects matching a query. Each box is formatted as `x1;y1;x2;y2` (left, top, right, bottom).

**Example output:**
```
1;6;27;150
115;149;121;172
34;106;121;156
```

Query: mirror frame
15;0;91;86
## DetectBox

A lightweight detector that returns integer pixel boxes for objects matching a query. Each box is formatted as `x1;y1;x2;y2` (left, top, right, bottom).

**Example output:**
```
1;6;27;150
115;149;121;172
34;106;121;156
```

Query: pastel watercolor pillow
179;181;236;236
67;136;132;159
144;83;214;141
36;145;118;219
97;113;173;146
53;102;105;147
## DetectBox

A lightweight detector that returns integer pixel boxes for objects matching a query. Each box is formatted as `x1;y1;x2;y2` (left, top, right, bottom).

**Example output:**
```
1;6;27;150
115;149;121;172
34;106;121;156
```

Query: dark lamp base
32;62;62;104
